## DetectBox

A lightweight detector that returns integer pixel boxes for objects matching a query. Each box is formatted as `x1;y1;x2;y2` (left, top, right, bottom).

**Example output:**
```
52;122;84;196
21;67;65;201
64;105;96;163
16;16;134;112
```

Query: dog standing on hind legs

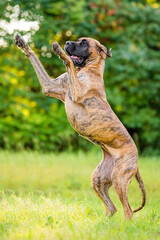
15;34;146;219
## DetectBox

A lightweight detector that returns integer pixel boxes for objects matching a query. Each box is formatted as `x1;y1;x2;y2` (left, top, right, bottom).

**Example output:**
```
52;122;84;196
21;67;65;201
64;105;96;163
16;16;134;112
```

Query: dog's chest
64;72;111;136
65;92;88;134
64;89;108;137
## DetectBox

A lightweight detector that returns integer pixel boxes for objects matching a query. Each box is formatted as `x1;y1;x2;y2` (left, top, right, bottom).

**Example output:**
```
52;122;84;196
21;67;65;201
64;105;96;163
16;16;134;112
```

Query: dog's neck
77;57;105;78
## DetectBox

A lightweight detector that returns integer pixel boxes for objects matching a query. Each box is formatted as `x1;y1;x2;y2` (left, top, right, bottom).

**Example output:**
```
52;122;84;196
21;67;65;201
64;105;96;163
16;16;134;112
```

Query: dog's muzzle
64;41;84;66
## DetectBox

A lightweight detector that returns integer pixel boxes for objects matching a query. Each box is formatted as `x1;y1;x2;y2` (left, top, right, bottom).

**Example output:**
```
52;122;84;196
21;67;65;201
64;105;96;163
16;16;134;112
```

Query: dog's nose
65;41;74;46
66;41;70;46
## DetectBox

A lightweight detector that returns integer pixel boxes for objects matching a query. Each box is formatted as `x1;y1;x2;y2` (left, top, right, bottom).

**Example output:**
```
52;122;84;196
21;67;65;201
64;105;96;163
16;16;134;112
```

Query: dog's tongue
70;55;81;61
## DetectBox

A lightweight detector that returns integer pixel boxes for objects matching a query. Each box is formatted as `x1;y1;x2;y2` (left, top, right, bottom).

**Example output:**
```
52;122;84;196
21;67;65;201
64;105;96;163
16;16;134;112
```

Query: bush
0;0;160;154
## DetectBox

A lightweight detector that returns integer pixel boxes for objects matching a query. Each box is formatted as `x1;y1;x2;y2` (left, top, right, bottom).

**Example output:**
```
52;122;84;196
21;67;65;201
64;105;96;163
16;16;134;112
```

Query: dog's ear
96;42;112;59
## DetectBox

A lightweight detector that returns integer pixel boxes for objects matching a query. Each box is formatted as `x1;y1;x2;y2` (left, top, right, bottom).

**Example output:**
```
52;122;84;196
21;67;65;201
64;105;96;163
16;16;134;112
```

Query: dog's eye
81;40;87;46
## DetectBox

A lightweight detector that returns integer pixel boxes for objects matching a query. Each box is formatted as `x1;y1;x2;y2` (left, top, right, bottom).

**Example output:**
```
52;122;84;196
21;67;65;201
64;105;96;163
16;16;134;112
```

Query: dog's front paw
52;41;63;56
15;34;29;51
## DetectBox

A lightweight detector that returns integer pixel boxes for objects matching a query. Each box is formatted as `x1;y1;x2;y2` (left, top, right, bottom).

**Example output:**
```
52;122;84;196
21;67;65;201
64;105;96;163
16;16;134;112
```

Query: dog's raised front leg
52;41;84;103
15;34;68;102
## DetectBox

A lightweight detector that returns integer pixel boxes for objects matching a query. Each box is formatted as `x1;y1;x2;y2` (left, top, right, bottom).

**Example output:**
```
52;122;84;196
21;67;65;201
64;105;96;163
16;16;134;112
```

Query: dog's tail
133;170;146;213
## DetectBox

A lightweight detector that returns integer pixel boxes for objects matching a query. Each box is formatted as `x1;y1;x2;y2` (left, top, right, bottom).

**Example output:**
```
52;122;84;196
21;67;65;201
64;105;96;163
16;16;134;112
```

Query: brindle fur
15;34;146;219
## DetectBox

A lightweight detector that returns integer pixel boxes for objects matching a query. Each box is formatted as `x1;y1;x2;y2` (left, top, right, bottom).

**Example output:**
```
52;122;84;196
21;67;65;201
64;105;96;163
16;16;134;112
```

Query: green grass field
0;150;159;240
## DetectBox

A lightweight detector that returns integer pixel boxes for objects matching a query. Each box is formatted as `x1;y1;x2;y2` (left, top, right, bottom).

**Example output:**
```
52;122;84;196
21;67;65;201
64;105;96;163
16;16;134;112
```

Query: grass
0;150;159;240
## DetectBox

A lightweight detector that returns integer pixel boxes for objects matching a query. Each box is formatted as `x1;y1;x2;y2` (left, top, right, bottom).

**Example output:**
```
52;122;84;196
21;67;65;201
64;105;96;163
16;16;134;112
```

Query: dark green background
0;0;160;154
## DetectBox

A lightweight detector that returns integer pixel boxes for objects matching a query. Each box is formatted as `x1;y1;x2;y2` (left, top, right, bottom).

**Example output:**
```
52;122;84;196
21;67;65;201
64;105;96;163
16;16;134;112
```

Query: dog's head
64;37;112;67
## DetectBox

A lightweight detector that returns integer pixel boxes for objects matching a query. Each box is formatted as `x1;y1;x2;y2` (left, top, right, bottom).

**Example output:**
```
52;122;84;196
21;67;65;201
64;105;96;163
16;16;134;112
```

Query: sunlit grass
0;151;159;239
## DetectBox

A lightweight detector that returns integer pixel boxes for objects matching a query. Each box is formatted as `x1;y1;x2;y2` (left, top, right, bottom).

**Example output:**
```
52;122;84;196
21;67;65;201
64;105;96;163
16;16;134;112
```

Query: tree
0;0;160;154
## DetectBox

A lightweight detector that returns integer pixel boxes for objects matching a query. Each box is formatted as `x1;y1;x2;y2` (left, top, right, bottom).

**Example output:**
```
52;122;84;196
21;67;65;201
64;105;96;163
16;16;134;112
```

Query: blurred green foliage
0;0;160;154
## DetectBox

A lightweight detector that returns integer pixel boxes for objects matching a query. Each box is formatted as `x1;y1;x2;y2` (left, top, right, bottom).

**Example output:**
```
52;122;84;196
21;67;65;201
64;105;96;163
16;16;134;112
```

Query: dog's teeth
71;56;77;59
71;56;81;61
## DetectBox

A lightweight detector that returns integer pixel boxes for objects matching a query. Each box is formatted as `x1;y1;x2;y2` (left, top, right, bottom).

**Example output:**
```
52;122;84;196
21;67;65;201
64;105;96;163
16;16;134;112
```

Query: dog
15;34;146;219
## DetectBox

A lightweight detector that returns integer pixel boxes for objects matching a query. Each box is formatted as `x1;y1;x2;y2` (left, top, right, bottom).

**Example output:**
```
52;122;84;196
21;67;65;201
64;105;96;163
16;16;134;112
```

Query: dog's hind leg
91;149;117;217
111;148;138;219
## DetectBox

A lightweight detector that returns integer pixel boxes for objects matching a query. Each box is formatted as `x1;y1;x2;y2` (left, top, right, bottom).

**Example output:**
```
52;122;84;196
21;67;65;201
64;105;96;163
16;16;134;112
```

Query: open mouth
65;49;84;66
70;55;82;61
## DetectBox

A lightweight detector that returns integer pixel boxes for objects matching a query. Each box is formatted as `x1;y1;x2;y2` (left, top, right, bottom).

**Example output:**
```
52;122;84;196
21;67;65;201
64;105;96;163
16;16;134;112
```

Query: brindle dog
15;34;146;219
